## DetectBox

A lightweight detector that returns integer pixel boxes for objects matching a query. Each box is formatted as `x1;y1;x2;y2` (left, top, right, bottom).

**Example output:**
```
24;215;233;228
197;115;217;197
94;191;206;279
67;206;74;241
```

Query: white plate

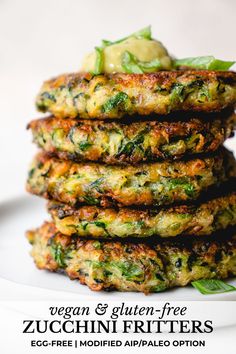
0;195;236;301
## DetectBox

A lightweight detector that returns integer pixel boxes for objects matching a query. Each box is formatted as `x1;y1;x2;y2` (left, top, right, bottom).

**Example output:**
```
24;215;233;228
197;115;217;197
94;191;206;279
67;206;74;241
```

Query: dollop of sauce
81;37;172;74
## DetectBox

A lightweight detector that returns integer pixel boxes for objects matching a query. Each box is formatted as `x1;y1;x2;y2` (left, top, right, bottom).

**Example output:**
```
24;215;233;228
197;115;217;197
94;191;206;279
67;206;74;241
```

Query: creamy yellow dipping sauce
81;37;172;74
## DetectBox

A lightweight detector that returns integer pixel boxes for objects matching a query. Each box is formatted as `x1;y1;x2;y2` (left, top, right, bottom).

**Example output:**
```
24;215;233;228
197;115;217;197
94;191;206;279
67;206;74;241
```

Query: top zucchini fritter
36;71;236;119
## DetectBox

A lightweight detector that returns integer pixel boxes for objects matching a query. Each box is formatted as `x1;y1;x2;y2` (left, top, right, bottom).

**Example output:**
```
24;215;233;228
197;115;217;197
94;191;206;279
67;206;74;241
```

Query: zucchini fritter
27;222;236;293
28;113;236;164
26;151;232;207
36;71;236;119
48;192;236;239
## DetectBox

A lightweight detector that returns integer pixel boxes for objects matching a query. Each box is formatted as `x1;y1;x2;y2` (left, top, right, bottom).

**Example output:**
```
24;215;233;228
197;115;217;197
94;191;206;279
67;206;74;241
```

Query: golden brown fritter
36;71;236;119
28;113;236;164
26;150;234;208
27;222;236;293
48;191;236;239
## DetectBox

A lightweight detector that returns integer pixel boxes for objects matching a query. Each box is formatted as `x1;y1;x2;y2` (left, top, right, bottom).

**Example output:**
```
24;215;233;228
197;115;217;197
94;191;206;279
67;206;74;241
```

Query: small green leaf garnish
130;25;152;40
192;279;236;295
122;51;162;74
92;47;104;75
122;52;143;74
174;56;235;70
102;26;152;48
101;39;113;47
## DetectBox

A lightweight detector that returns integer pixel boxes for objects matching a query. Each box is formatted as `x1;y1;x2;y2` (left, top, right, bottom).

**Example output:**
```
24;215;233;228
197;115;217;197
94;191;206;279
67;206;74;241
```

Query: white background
0;0;236;200
0;1;236;352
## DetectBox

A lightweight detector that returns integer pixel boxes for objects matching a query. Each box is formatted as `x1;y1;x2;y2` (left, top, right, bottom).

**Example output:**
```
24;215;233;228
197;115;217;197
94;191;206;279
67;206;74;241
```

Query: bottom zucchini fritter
27;222;236;294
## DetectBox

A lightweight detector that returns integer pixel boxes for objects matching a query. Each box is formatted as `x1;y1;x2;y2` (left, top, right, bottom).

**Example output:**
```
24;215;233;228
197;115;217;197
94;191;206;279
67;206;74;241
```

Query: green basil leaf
139;58;162;71
92;46;104;75
101;39;113;47
122;51;144;73
102;26;152;48
174;56;235;70
192;279;236;295
122;51;162;73
132;25;152;40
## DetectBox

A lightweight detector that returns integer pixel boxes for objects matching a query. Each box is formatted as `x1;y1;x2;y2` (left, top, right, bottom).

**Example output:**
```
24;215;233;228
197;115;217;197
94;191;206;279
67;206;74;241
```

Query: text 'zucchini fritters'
26;151;235;208
27;222;236;293
36;71;236;119
28;113;236;164
48;192;236;239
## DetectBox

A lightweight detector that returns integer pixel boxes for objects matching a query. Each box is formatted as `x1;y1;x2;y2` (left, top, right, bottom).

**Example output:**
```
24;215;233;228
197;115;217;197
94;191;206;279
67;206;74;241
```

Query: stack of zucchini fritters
26;70;236;294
